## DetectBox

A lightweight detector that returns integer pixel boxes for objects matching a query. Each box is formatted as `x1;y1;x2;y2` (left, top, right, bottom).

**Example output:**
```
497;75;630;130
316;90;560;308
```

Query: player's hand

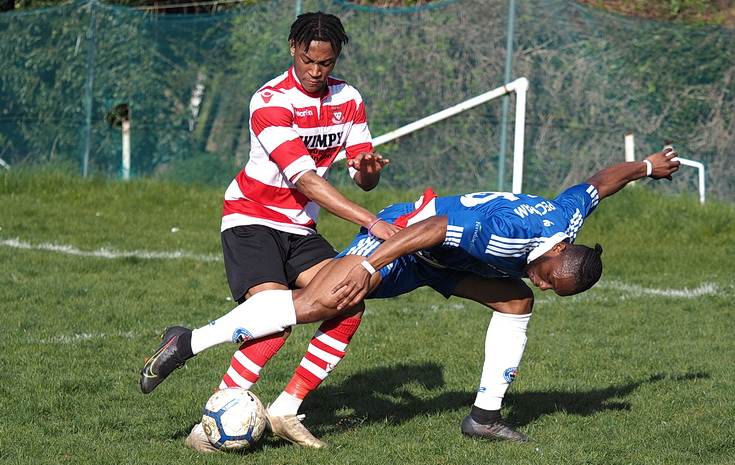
331;264;372;310
348;152;389;176
367;219;402;241
646;148;680;180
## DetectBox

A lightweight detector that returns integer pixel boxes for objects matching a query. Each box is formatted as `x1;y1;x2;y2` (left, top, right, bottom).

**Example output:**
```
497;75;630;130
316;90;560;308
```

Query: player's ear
289;40;296;56
551;241;567;254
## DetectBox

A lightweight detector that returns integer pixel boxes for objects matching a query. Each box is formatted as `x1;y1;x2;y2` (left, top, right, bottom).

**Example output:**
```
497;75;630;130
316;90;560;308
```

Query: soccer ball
201;387;267;451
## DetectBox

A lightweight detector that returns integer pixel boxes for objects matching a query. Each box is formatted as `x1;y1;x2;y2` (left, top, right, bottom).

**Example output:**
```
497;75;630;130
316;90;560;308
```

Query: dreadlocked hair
561;243;604;296
289;12;349;55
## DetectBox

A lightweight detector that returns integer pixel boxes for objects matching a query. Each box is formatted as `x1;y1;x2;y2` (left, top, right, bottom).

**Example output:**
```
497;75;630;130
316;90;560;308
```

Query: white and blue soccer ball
201;387;267;451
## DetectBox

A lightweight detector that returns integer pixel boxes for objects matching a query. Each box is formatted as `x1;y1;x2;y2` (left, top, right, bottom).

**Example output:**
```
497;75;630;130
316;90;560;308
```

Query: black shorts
221;225;338;303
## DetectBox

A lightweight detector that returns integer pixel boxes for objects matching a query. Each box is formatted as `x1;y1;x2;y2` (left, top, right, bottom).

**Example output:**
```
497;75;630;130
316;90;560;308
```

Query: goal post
624;134;706;204
336;77;529;193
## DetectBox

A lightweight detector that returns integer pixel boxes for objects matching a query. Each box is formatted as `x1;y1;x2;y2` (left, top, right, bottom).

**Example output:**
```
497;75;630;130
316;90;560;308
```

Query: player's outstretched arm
585;148;680;200
331;215;449;309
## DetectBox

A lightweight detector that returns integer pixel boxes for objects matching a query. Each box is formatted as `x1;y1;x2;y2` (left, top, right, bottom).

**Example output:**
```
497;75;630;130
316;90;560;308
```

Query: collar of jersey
527;232;569;263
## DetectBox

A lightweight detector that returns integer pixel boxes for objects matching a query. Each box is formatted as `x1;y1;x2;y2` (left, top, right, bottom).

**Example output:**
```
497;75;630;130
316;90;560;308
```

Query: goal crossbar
337;77;529;193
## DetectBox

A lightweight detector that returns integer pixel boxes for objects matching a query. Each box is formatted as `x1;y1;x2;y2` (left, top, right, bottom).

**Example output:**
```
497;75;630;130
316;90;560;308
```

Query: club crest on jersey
503;367;518;383
331;110;343;124
232;328;254;343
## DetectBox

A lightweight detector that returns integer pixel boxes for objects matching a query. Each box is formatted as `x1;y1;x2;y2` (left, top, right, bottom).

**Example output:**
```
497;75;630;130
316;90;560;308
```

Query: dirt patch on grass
573;0;735;27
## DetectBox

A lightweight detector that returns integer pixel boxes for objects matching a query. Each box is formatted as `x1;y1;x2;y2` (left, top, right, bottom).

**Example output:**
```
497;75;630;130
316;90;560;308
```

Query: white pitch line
599;280;721;298
2;238;726;304
0;237;221;262
533;279;724;306
37;331;138;344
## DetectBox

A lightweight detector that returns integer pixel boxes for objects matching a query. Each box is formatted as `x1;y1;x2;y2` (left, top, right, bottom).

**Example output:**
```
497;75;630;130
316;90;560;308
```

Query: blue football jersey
390;184;600;278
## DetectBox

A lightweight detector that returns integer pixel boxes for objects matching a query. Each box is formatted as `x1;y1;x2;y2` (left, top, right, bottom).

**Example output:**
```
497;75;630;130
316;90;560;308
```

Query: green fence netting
1;0;733;201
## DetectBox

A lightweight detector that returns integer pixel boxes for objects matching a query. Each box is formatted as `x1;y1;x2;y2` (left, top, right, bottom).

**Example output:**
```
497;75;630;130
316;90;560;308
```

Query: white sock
474;311;531;411
189;290;296;355
267;392;303;417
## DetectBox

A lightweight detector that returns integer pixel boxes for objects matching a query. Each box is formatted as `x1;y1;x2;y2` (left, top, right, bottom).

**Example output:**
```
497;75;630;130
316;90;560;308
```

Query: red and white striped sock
218;333;285;390
267;316;362;416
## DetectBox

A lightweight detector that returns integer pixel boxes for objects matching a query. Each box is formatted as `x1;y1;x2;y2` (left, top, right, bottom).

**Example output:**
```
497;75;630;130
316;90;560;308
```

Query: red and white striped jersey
221;67;374;235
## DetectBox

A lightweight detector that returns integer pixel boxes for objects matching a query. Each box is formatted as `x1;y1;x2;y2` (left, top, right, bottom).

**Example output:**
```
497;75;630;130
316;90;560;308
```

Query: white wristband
360;260;376;275
642;159;653;177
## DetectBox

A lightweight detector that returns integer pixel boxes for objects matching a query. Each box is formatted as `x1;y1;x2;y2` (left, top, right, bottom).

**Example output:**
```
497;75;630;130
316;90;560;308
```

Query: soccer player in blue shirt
141;148;679;449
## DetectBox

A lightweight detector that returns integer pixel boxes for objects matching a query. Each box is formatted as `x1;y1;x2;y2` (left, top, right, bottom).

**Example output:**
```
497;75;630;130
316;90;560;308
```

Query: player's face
525;255;577;296
290;40;338;95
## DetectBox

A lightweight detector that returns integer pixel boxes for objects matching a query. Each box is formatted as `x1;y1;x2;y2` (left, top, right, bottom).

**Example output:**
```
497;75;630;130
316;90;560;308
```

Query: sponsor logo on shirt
467;221;482;252
261;91;273;103
301;132;343;150
309;148;335;163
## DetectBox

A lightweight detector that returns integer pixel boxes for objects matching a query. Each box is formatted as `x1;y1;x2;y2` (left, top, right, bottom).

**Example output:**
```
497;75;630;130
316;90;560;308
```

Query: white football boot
266;410;327;449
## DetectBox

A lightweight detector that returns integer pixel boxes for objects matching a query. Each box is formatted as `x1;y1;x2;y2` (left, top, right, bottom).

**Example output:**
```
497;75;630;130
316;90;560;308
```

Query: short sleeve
553;183;599;220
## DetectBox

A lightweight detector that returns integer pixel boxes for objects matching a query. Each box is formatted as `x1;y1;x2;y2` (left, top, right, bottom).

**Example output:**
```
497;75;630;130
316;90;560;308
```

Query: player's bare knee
492;288;534;314
516;294;534;314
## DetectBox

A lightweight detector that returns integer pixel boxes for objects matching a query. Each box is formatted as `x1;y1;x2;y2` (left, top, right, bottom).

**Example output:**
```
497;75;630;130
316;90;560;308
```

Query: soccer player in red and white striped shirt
141;12;400;452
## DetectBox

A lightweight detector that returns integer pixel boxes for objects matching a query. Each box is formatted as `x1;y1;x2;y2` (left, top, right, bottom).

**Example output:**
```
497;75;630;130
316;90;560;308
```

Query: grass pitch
1;170;733;464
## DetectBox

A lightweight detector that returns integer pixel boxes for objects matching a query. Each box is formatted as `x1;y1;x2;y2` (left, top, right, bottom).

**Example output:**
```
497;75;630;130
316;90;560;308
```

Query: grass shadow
297;367;710;437
507;372;710;426
188;366;709;449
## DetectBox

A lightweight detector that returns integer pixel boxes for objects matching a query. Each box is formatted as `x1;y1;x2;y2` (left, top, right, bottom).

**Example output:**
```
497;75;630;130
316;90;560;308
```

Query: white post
369;83;518;148
122;118;131;181
625;132;636;185
666;143;705;205
625;132;635;162
624;138;706;204
338;77;529;193
510;77;528;194
677;158;706;205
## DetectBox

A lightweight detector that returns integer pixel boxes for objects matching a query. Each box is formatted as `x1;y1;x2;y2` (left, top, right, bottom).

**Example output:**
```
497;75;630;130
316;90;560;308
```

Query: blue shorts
336;202;469;299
